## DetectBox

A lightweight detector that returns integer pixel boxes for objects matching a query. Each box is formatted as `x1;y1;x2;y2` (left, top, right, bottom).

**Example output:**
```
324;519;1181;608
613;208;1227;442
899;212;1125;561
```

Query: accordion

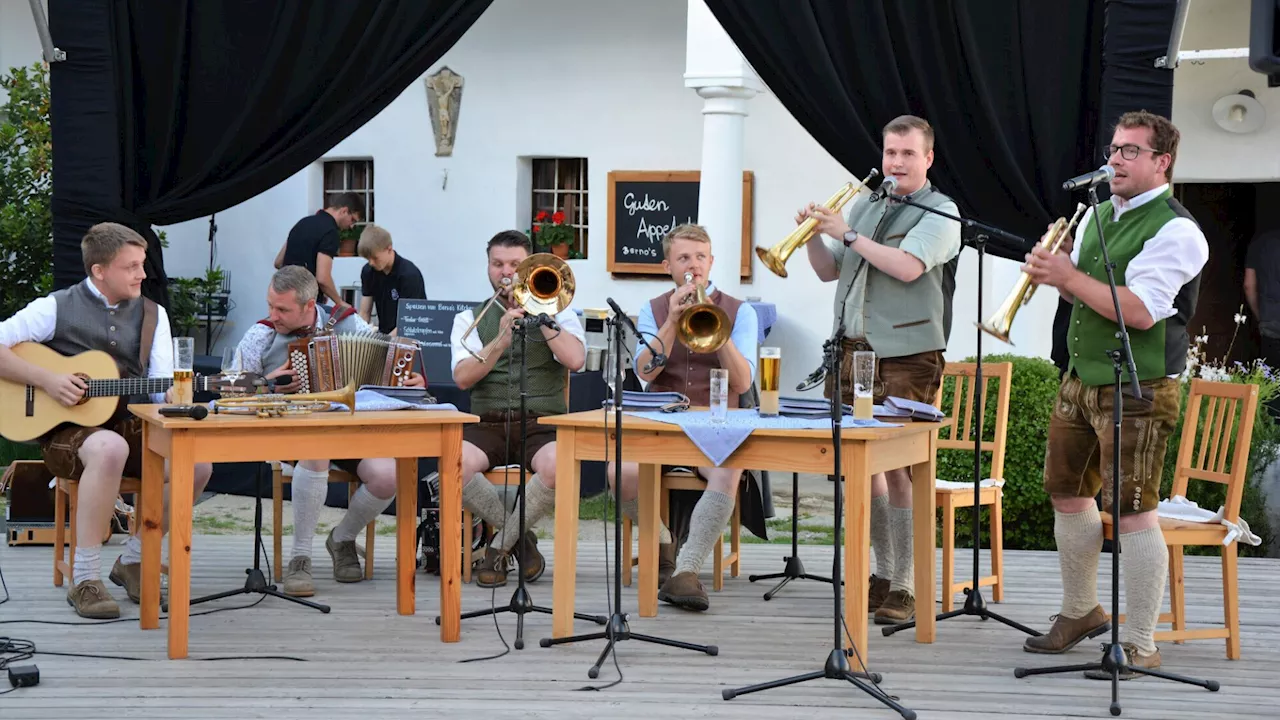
287;332;419;393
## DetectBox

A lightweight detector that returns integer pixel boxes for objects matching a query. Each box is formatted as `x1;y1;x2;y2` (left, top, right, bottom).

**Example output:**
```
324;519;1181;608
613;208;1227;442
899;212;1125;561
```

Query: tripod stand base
748;555;836;601
441;584;607;650
541;612;717;678
1014;642;1218;716
882;587;1039;638
722;648;911;718
190;567;331;613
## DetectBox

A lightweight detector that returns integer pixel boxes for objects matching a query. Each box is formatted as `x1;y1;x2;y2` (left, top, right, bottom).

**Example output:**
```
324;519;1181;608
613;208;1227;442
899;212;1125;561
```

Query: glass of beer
758;347;781;417
709;368;729;423
173;337;195;404
853;350;875;420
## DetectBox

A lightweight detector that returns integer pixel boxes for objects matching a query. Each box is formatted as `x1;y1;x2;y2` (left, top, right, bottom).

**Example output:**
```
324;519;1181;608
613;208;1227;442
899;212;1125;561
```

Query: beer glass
709;368;729;423
853;350;875;420
173;337;195;404
758;347;781;417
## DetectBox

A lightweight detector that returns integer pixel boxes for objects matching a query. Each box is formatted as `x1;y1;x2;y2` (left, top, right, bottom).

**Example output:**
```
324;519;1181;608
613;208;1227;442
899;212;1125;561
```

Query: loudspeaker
1250;0;1280;74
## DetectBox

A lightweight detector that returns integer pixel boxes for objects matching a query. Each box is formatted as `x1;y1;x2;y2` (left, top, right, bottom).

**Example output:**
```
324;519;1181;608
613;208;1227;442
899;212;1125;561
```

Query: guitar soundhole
74;372;92;405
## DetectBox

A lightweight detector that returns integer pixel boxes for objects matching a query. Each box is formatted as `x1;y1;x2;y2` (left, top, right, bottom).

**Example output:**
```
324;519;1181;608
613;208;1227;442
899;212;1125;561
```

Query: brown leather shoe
512;531;545;583
868;575;891;613
326;530;363;583
67;579;121;619
658;571;709;611
1084;642;1161;680
108;557;167;605
874;589;915;624
1023;605;1111;654
658;543;677;587
282;556;315;597
475;546;509;588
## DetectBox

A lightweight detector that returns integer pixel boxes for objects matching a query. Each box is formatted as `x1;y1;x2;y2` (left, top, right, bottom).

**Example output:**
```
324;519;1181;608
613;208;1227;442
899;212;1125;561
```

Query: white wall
0;0;45;103
1174;0;1280;181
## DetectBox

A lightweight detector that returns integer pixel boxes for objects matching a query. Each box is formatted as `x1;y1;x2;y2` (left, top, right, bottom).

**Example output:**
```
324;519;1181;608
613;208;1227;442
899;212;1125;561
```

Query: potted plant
531;210;574;259
167;267;229;337
339;226;360;256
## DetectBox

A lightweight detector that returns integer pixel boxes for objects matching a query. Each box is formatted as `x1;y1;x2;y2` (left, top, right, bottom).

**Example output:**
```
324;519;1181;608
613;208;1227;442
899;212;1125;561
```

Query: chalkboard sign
607;170;754;277
396;298;479;387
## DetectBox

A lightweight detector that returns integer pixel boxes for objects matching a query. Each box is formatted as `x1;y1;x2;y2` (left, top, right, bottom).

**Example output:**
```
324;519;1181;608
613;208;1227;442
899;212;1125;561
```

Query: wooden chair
53;475;167;586
270;462;375;582
620;469;742;591
1103;379;1258;660
933;361;1013;611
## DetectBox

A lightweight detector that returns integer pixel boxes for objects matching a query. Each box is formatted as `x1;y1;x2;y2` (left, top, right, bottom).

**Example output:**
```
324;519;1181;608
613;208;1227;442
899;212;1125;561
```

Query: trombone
675;272;732;354
755;169;879;278
212;381;357;418
458;253;576;362
976;202;1087;345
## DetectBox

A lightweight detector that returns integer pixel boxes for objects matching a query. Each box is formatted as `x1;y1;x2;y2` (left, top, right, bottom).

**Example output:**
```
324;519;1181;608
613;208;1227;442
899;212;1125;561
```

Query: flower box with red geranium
531;210;574;258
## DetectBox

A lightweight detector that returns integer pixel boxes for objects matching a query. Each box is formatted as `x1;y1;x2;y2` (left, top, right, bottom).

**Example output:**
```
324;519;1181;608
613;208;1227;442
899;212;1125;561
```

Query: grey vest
259;306;367;374
48;280;148;379
833;185;958;358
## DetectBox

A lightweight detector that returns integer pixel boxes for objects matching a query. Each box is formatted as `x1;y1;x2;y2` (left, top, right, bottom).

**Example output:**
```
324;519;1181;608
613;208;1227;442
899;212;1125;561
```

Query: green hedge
936;354;1277;557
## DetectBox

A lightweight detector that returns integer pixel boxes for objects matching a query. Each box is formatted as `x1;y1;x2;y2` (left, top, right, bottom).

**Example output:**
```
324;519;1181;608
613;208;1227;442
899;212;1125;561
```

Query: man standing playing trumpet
608;223;758;611
800;115;962;624
1020;111;1207;678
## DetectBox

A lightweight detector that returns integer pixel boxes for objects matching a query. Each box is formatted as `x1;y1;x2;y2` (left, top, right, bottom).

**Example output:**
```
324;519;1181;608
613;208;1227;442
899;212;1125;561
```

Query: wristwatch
842;231;858;247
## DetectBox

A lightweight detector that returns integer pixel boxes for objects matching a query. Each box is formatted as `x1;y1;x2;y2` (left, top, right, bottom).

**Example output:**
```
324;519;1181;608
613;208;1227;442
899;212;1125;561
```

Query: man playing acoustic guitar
0;223;213;619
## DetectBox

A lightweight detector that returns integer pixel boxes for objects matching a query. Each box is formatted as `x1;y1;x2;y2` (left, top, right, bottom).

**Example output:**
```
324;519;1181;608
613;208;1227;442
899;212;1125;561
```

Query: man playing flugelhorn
799;115;962;625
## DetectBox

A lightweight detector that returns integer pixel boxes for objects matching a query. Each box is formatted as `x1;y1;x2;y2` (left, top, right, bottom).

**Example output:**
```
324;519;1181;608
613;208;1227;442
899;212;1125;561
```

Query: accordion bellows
288;332;418;393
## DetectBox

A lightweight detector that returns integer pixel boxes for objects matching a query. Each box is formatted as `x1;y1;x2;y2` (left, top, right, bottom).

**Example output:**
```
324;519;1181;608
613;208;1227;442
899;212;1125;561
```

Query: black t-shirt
360;252;426;333
282;211;340;276
1247;231;1280;337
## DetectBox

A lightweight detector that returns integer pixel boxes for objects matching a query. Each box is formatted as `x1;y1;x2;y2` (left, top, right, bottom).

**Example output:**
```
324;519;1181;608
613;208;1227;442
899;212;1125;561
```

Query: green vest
833;185;959;358
468;302;568;416
1067;188;1201;385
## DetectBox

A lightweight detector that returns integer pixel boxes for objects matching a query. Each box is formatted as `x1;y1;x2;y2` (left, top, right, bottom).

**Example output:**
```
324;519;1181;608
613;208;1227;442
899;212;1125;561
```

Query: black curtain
51;0;493;306
701;0;1105;261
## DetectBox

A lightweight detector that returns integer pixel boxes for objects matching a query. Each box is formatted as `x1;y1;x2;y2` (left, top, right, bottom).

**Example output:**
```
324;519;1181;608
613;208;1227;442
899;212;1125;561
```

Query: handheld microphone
159;404;209;420
1062;165;1115;191
869;176;898;202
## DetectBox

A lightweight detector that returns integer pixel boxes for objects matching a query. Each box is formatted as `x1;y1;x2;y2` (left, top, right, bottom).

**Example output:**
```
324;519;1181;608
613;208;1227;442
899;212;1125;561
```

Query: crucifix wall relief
425;66;464;157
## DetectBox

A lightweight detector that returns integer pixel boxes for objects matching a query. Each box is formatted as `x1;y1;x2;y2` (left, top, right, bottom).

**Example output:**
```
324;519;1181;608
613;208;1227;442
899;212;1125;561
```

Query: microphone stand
443;314;606;649
873;194;1040;640
541;300;718;678
723;324;911;718
1013;186;1218;714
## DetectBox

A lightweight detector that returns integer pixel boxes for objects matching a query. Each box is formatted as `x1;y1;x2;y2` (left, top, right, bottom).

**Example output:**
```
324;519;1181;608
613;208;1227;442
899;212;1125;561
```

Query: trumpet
458;253;576;362
675;272;732;354
755;169;880;278
212;381;357;418
976;202;1088;345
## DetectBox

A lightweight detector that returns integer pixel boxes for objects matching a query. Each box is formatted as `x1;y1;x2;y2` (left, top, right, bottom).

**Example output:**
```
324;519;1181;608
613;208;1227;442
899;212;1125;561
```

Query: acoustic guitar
0;342;217;442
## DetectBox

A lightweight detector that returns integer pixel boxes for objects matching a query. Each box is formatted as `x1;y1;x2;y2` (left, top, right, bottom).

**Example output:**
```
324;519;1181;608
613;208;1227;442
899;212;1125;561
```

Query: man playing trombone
234;266;424;597
799;115;961;625
608;223;758;611
450;230;585;588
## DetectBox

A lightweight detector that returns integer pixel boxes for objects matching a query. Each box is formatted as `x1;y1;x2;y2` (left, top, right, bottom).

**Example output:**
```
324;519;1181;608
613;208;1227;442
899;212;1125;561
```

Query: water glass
758;347;781;417
853;350;876;420
709;368;729;423
173;337;195;404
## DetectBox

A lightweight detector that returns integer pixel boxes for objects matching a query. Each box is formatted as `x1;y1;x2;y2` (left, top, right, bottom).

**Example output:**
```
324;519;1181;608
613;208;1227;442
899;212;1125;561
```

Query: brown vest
648;287;743;407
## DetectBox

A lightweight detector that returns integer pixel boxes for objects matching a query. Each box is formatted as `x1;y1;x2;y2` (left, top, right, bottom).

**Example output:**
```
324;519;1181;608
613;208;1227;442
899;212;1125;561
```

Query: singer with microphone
798;114;961;626
1019;111;1207;679
606;223;758;612
449;230;586;589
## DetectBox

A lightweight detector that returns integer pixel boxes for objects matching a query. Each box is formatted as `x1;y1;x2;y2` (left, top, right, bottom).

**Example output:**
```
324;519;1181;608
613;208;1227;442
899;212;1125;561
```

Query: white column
685;0;763;293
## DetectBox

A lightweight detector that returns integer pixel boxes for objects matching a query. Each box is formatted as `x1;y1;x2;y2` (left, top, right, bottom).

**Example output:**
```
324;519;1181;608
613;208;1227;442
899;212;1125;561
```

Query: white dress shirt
235;308;375;375
450;306;586;373
1071;183;1209;323
0;280;173;402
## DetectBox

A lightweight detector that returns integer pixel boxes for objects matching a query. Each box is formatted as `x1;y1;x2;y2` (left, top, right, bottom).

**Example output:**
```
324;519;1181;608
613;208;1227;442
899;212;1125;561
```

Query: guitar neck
85;376;205;398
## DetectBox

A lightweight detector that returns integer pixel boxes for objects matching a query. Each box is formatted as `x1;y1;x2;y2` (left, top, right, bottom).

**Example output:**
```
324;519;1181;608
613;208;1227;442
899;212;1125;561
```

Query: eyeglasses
1103;143;1164;161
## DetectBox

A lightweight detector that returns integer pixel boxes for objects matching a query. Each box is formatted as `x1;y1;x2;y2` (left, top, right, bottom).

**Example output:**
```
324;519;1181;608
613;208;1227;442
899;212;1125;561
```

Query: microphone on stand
160;404;209;420
1062;164;1115;190
869;176;898;202
606;298;666;372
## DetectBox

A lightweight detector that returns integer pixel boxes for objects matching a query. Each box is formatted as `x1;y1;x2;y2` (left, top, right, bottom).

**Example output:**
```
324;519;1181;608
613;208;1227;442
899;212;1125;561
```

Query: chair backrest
932;361;1013;481
1171;379;1259;522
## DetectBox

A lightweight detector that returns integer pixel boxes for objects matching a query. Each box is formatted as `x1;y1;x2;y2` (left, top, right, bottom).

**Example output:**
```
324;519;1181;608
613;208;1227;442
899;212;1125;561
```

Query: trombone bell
755;170;880;278
676;272;732;354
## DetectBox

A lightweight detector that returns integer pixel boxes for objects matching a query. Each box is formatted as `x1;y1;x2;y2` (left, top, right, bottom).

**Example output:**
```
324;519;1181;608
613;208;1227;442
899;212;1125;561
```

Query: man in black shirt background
357;223;425;335
274;192;363;309
1245;230;1280;415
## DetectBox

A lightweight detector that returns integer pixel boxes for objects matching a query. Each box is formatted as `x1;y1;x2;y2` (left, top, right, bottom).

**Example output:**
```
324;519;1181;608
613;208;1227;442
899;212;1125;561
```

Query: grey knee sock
888;506;914;595
1121;526;1168;656
499;475;555;553
333;486;393;543
674;489;735;576
870;494;894;580
621;497;673;544
1055;507;1103;618
462;473;507;533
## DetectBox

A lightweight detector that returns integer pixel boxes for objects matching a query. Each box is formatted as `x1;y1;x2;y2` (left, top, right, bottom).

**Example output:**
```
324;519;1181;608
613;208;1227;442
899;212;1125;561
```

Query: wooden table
129;405;477;659
542;409;945;664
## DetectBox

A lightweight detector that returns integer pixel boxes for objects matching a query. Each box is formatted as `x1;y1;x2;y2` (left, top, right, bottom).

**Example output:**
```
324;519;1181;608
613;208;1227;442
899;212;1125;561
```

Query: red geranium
530;207;574;248
552;211;565;224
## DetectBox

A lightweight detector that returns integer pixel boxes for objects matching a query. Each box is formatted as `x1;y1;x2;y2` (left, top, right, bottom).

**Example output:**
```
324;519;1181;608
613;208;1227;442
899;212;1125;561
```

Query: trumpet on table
755;169;879;278
675;272;731;354
977;203;1087;345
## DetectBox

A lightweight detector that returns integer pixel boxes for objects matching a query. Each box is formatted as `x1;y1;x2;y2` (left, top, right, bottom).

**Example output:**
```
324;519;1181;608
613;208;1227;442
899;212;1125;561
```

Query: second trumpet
676;272;731;354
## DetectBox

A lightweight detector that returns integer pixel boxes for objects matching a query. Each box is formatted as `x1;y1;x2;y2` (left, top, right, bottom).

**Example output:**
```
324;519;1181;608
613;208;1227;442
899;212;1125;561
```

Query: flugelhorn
675;272;732;353
211;381;357;418
755;169;880;278
976;202;1088;345
458;253;575;362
